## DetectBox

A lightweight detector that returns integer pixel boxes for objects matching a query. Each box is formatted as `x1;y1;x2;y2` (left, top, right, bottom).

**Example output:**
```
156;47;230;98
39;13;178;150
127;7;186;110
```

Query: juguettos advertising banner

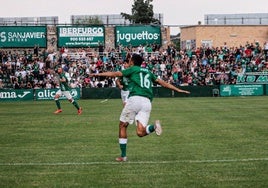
0;26;47;48
115;25;161;47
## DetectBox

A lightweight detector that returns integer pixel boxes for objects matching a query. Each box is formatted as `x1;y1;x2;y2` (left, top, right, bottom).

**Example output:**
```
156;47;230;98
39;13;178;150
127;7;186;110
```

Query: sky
1;0;267;34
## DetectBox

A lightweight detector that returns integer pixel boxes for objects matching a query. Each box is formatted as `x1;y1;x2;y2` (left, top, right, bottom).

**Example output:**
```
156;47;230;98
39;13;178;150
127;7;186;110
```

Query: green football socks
119;138;127;157
120;144;127;157
146;125;155;134
72;100;80;109
55;99;61;109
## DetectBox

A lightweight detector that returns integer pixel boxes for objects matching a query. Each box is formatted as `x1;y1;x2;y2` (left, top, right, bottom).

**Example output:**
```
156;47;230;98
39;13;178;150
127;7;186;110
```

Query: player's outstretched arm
156;79;190;94
115;78;123;89
90;71;123;78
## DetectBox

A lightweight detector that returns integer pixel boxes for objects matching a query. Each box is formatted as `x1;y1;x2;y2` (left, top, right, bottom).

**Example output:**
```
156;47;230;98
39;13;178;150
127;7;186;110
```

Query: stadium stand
0;41;268;89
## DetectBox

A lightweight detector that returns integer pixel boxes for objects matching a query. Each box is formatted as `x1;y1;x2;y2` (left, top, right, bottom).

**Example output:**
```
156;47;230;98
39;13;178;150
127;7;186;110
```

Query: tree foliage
121;0;160;24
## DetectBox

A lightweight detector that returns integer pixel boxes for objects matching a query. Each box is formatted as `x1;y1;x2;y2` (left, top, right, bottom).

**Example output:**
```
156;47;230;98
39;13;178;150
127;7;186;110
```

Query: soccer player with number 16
90;54;190;162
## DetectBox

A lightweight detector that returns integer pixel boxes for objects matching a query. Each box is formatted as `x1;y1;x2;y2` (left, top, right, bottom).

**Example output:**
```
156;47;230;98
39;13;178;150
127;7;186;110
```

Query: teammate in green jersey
91;54;190;162
54;67;82;115
116;60;130;107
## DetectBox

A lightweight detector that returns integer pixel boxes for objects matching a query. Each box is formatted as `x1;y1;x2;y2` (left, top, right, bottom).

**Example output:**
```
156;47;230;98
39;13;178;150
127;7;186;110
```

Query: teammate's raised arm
90;71;123;78
156;78;190;94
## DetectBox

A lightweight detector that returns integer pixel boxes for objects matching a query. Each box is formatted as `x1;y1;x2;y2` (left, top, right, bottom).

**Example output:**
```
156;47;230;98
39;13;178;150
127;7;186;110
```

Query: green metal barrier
82;87;121;99
82;86;220;99
6;85;268;101
174;85;219;97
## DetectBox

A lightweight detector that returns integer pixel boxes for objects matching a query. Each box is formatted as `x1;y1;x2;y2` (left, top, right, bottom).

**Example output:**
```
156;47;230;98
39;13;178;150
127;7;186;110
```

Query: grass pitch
0;97;267;187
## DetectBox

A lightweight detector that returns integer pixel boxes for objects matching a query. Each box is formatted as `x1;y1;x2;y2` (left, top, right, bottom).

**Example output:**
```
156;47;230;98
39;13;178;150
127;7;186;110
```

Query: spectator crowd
1;41;268;90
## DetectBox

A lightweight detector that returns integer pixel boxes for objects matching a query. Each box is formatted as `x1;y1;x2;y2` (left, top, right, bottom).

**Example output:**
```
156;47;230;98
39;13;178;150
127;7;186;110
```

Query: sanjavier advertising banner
57;26;105;47
115;25;161;47
0;26;46;48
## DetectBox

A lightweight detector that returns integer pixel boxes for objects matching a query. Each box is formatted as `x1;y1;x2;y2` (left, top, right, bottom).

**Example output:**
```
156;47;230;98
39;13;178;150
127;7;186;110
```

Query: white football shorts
119;96;151;127
55;90;72;100
121;90;130;103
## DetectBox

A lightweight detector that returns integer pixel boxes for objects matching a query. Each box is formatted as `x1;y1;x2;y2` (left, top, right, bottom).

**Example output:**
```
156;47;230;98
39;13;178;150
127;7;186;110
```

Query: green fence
81;87;121;99
220;85;265;96
3;85;268;102
81;85;219;99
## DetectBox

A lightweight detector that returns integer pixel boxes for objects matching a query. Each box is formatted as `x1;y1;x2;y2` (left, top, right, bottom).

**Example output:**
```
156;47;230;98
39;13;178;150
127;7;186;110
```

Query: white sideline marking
100;99;108;103
0;158;267;166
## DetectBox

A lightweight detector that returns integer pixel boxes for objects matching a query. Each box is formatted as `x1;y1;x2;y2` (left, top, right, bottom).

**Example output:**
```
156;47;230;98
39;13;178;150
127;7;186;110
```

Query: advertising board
115;25;161;47
57;26;105;47
0;26;46;48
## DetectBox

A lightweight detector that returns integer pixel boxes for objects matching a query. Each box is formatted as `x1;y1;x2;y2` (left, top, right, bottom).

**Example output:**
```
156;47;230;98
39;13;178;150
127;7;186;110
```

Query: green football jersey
121;66;157;101
118;76;129;91
59;73;70;91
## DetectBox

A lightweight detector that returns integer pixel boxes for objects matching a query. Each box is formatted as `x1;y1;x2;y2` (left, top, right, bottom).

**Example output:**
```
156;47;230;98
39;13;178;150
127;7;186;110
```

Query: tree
121;0;160;25
74;16;103;25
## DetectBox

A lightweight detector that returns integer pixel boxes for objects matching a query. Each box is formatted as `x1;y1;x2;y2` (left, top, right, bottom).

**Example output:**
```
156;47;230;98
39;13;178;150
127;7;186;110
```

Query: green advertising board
57;26;105;47
0;89;34;101
220;85;263;96
237;72;268;84
0;88;80;101
35;88;80;100
115;25;161;47
0;26;46;48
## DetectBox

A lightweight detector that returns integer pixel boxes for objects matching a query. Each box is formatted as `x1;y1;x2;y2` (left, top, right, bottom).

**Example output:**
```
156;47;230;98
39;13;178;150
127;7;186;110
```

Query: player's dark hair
131;53;143;66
